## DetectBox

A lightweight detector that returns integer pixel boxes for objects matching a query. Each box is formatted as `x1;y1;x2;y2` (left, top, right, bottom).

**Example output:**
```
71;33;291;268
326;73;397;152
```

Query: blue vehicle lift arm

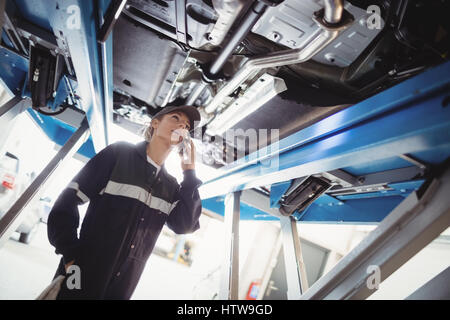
0;0;117;247
200;60;450;223
1;0;115;156
201;60;450;299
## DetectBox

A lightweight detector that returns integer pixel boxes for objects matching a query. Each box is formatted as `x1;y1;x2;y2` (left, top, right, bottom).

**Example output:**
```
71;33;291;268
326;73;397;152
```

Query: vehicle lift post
218;189;310;300
279;215;309;299
219;191;241;300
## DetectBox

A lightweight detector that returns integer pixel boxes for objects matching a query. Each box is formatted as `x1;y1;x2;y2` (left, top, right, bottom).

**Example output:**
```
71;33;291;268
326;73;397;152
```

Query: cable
166;35;256;57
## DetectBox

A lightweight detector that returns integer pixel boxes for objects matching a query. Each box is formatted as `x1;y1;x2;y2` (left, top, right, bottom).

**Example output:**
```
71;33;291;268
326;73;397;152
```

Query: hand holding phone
178;130;191;162
174;129;195;170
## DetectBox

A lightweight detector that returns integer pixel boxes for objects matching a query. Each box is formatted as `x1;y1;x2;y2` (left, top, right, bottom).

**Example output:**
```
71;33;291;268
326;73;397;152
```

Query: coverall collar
136;140;169;178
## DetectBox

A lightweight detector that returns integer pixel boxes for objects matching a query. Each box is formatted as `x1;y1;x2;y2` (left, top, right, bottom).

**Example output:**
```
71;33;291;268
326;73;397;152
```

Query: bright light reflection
108;123;218;183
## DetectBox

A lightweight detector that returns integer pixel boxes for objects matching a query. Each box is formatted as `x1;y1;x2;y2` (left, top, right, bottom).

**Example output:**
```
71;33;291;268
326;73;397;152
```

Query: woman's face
152;111;191;145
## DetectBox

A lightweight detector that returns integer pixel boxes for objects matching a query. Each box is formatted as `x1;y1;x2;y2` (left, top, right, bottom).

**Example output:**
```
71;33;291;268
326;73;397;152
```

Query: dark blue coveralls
47;140;203;299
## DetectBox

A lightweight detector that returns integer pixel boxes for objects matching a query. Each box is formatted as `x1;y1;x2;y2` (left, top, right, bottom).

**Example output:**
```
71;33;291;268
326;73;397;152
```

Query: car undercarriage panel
113;15;187;107
108;0;449;167
1;0;449;224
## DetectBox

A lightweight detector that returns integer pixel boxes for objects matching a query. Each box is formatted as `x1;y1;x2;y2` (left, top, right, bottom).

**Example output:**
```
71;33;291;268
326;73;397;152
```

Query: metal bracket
320;169;359;188
328;166;425;197
279;176;332;216
28;44;65;110
400;154;428;171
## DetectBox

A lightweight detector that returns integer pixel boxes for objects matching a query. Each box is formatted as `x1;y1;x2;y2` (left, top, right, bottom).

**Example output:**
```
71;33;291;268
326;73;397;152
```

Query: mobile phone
176;129;191;162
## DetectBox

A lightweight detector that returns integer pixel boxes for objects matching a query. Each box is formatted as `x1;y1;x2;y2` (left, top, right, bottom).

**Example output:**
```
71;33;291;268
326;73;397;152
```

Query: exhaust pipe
324;0;344;24
205;0;352;114
186;1;269;106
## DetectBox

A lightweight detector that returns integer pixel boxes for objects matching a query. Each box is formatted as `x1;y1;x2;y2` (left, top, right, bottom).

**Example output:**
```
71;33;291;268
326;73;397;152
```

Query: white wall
368;228;450;300
238;221;280;299
296;223;450;300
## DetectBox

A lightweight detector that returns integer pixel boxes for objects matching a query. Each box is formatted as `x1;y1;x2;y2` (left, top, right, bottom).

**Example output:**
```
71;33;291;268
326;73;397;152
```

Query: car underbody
2;0;449;168
109;0;449;168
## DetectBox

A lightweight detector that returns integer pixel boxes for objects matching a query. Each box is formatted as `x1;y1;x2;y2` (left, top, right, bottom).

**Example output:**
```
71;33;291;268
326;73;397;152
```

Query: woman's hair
142;113;164;142
142;109;191;142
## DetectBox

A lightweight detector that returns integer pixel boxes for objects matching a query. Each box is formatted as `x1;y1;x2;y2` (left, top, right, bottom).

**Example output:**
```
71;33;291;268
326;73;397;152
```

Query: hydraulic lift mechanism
0;0;449;300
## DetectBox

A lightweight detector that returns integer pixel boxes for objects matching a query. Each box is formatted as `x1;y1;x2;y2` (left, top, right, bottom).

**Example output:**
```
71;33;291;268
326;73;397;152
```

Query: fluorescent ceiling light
206;73;287;136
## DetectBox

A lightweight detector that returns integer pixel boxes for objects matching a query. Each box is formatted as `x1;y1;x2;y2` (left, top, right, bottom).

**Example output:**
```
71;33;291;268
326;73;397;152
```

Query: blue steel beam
0;4;100;159
26;108;96;159
51;0;111;150
12;0;112;151
292;180;424;224
201;179;425;222
0;33;96;159
202;196;279;221
270;181;291;208
98;0;114;148
198;61;450;200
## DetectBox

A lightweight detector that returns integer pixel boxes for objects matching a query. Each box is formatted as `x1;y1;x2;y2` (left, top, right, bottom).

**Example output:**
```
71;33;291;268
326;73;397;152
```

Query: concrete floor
0;221;202;300
1;220;449;300
0;222;60;299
